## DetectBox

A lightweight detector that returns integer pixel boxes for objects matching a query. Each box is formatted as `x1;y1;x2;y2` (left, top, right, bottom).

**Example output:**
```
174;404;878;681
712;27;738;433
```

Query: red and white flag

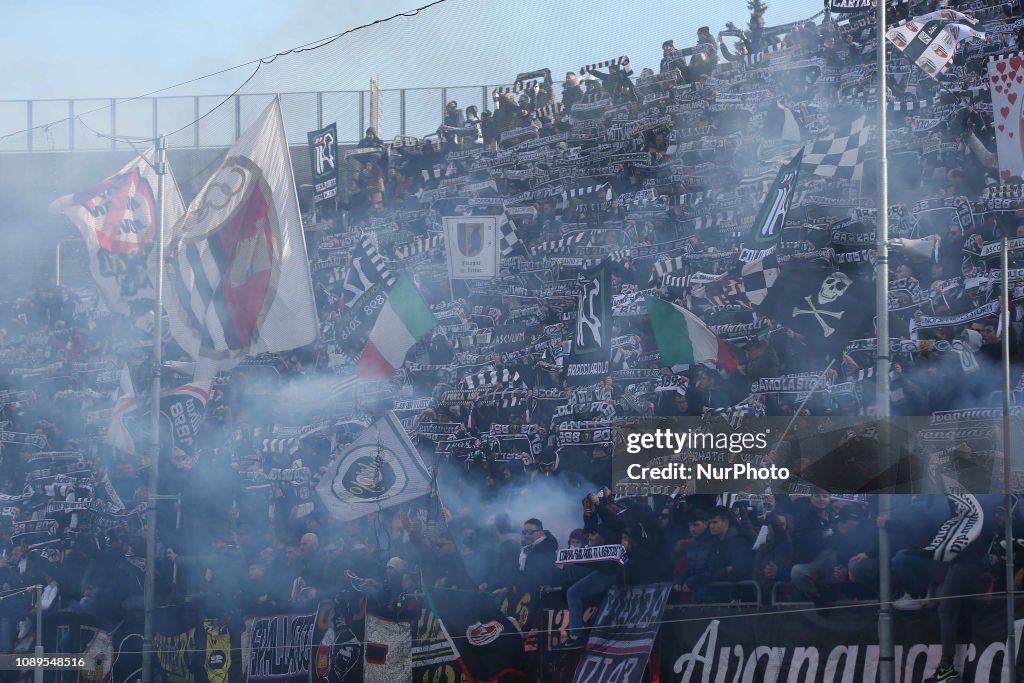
164;98;318;363
50;148;186;315
989;53;1024;181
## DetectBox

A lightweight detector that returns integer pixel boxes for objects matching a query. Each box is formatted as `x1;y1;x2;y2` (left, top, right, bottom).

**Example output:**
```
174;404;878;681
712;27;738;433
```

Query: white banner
443;216;499;280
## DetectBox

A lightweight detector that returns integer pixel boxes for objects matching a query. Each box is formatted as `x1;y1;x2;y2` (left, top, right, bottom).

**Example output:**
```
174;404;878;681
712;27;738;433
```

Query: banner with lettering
154;606;200;683
241;611;317;681
565;266;613;385
573;583;671;683
308;123;339;208
659;602;1024;682
444;215;499;279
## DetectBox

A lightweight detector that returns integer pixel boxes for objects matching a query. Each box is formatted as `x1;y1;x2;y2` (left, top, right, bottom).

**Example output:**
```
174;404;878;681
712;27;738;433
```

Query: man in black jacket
517;518;559;594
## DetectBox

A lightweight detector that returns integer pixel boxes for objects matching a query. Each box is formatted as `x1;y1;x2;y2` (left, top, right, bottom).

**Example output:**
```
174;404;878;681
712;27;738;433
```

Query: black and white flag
343;236;396;309
498;212;524;257
740;254;780;306
759;263;873;354
314;411;430;522
801;116;868;181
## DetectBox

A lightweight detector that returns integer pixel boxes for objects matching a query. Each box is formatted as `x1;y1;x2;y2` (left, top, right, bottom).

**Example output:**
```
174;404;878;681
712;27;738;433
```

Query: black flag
424;587;524;683
757;261;874;356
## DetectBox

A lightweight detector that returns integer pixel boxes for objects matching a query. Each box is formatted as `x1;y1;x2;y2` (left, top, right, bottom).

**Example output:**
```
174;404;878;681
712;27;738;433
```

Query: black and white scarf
924;493;984;563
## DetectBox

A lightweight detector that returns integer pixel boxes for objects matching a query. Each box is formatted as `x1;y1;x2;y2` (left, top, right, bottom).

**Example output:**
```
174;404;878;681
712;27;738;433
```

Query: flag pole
142;134;167;683
1002;236;1017;680
875;1;894;682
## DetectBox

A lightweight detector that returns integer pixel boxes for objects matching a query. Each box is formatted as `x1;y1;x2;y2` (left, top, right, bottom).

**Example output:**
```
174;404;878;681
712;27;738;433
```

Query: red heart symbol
1012;56;1024;71
1017;76;1022;83
999;124;1006;131
994;76;1001;84
1003;169;1012;181
998;60;1008;73
1002;106;1011;119
1010;93;1018;105
997;85;1005;93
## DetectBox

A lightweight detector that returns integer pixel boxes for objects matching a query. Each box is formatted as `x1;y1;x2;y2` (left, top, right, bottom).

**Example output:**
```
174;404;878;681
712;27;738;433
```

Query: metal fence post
481;86;488;113
441;87;447;123
400;89;406;136
317;91;323;129
68;100;74;151
359;91;365;141
110;98;117;150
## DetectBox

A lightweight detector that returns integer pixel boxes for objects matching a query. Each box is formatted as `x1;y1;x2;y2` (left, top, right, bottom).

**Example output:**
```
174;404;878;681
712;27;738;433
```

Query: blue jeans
892;550;944;598
567;570;618;636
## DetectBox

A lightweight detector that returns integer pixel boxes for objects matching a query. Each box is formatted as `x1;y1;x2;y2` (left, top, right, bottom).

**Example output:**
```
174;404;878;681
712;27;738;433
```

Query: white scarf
519;534;547;571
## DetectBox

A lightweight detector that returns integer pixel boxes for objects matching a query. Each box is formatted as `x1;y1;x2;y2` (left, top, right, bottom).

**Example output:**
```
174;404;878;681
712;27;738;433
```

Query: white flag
315;411;431;522
163;97;318;362
50;148;186;315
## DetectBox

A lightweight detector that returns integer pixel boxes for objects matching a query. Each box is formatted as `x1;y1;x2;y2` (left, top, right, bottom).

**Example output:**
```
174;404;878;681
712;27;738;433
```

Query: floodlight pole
875;2;894;682
142;135;167;683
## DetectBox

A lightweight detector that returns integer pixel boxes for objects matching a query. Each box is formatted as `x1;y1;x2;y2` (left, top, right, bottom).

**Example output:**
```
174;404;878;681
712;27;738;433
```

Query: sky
2;0;821;143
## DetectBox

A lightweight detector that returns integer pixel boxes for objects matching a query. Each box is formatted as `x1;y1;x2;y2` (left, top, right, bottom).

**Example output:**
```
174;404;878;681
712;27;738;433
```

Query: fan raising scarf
924;493;984;562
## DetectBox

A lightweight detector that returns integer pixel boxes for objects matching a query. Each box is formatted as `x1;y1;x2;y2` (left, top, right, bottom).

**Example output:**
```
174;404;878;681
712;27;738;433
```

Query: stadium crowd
2;0;1024;680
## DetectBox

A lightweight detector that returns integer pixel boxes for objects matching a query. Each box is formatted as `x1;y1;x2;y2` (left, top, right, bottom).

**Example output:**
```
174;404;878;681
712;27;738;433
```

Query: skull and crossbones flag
756;263;873;355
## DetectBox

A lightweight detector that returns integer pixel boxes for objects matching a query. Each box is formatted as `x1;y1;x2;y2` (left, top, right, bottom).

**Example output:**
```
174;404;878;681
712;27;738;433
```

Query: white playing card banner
989;53;1024;182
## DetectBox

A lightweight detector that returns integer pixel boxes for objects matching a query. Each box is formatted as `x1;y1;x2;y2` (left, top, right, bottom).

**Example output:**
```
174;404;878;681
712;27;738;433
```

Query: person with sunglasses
516;519;559;598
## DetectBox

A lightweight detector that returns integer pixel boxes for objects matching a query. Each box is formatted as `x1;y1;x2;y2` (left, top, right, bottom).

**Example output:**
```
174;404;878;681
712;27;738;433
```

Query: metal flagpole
1002;237;1017;681
34;584;43;683
875;2;894;682
142;135;167;683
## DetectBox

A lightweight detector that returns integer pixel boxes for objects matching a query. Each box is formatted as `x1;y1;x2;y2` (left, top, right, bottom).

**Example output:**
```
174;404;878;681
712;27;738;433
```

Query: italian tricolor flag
358;275;436;379
645;296;737;371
